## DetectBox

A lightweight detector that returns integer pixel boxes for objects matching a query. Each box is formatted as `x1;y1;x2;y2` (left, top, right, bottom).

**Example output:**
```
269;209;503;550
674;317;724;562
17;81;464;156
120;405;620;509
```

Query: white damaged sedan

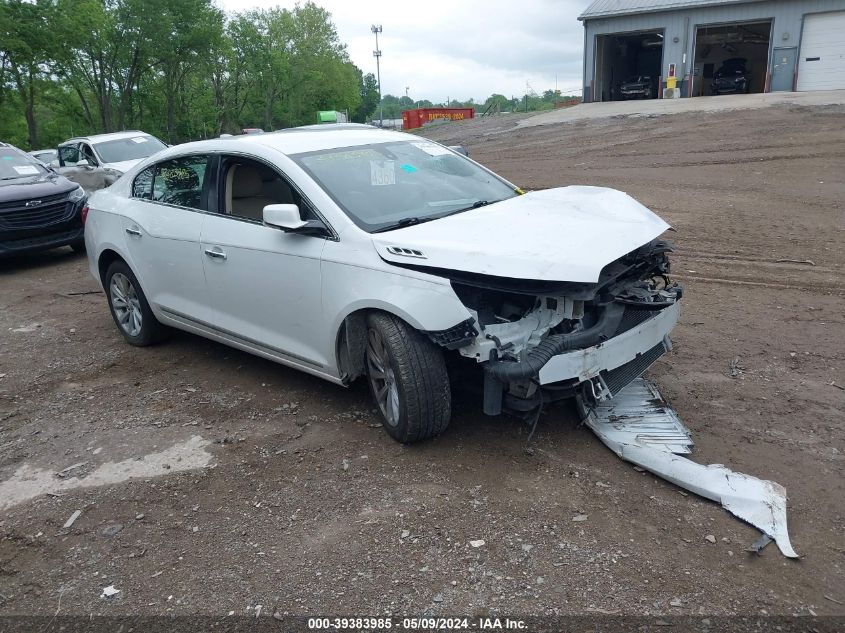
84;124;682;442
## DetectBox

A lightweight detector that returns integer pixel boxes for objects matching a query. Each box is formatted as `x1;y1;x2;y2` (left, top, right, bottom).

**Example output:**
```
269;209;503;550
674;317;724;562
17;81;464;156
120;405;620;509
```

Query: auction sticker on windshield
370;160;396;186
131;137;148;143
13;165;39;175
412;141;452;156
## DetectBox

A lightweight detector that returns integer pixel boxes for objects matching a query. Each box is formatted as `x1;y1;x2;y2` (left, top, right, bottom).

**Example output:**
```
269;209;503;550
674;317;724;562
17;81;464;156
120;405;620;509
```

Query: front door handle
204;248;227;261
125;226;142;237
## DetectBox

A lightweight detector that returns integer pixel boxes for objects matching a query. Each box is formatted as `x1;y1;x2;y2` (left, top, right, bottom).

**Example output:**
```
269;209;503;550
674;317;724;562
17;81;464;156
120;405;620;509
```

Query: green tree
353;71;379;123
0;0;58;148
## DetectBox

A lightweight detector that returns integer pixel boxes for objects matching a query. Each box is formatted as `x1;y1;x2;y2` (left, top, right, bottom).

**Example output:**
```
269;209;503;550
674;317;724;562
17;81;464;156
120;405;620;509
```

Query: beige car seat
226;165;276;221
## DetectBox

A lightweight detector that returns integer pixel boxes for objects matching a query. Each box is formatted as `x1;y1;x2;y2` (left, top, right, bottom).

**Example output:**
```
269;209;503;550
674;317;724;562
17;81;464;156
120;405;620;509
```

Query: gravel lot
1;102;843;619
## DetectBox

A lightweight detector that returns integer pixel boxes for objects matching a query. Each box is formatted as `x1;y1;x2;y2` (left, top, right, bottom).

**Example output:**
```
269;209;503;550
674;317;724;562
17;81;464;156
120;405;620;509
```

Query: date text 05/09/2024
307;617;527;630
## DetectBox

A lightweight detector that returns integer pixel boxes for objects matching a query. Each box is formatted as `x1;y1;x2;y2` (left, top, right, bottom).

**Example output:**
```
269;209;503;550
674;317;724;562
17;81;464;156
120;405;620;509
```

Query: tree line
1;0;578;151
0;0;378;149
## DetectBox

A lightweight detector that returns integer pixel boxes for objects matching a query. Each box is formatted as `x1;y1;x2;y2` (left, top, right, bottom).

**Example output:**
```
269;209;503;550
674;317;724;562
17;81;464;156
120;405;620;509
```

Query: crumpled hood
372;186;671;283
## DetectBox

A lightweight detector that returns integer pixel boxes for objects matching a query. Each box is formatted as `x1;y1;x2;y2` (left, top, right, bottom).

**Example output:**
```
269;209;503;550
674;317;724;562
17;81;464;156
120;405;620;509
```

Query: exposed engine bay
423;239;682;416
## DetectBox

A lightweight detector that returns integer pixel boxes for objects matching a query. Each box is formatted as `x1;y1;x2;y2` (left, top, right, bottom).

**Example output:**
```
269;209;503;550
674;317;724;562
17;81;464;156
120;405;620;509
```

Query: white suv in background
57;131;168;191
83;125;681;443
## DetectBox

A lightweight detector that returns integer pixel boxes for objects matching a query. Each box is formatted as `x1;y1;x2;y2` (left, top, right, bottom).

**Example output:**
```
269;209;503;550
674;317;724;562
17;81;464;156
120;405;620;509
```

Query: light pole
371;24;383;127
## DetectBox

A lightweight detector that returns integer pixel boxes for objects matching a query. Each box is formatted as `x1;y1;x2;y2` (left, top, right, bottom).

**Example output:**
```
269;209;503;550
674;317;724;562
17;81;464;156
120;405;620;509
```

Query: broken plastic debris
469;539;485;548
63;509;82;528
581;378;798;558
101;585;120;598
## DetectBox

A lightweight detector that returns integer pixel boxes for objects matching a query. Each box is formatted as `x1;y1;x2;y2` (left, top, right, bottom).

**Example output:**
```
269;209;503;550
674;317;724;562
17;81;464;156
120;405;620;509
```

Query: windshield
93;135;167;164
0;147;48;181
292;141;518;232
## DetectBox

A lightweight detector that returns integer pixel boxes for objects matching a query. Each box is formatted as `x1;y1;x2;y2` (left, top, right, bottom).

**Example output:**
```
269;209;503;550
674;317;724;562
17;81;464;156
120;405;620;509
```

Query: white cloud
217;0;591;101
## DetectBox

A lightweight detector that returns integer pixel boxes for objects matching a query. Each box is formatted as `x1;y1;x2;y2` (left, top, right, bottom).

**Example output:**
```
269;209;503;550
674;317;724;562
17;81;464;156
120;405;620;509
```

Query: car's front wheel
105;260;168;346
365;312;451;443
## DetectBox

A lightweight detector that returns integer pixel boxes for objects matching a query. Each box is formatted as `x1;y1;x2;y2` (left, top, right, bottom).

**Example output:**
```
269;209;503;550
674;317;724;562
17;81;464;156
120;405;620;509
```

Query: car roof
173;124;419;157
59;130;152;145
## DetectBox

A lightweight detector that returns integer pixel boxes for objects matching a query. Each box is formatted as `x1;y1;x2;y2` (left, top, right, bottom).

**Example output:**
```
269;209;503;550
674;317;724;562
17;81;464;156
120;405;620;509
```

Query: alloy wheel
366;327;400;427
110;272;143;337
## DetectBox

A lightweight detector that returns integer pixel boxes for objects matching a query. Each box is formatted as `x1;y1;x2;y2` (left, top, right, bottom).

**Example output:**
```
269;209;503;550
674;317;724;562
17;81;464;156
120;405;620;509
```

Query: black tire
364;312;451;443
104;260;168;346
70;239;86;253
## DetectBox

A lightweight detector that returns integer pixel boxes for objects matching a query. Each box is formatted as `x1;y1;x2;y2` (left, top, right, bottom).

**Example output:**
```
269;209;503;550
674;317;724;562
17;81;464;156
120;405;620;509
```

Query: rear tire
365;312;451;443
105;260;168;346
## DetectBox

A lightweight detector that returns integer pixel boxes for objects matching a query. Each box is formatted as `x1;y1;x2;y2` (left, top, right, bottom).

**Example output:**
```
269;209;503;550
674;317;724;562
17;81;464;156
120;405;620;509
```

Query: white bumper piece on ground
581;378;798;559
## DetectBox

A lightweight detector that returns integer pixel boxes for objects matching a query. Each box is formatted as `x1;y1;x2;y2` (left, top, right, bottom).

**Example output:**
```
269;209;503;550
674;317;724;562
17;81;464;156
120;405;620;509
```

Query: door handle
204;248;227;261
125;226;142;237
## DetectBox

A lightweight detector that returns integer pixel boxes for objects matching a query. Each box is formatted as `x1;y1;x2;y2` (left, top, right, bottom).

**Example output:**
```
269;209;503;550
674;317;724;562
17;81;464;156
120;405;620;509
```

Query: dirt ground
1;103;843;619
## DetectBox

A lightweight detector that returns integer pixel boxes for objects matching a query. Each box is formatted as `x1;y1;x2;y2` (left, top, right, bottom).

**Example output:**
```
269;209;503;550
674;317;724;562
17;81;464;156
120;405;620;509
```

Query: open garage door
797;11;845;91
594;30;663;102
692;21;772;97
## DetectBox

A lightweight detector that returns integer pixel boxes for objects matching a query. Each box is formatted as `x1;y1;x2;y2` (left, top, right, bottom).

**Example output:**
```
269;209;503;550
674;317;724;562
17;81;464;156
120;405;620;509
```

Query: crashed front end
435;239;682;415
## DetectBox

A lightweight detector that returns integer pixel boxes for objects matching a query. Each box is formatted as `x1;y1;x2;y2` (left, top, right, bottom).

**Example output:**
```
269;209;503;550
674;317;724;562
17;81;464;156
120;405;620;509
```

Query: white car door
120;155;211;323
200;156;329;369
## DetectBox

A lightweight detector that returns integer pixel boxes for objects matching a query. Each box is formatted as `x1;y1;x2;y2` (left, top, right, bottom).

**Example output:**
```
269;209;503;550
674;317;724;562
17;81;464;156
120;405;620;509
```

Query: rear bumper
538;301;680;385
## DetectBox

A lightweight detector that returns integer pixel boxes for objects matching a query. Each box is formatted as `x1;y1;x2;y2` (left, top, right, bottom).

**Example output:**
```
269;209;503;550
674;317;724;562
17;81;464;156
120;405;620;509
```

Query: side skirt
157;307;345;387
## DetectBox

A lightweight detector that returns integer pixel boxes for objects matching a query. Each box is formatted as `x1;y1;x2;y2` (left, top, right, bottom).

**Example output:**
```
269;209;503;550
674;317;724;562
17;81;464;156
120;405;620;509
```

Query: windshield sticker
370;160;395;186
1;156;13;160
13;165;39;175
131;137;148;143
400;164;417;173
412;142;452;157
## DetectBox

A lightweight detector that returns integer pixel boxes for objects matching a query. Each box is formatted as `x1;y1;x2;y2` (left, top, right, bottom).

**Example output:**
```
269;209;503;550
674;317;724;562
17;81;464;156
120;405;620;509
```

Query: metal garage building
579;0;845;102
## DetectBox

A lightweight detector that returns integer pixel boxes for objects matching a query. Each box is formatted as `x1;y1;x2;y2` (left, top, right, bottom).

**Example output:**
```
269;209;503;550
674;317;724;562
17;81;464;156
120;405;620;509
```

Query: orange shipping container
402;108;475;130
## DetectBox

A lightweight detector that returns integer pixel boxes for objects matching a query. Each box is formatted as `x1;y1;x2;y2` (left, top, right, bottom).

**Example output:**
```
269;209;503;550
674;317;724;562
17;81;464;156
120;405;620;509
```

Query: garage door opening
692;20;772;97
594;30;663;102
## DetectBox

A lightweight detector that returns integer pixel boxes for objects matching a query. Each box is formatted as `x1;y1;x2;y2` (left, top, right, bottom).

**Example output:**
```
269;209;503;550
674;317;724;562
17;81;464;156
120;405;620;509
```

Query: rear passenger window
132;166;154;199
131;155;210;210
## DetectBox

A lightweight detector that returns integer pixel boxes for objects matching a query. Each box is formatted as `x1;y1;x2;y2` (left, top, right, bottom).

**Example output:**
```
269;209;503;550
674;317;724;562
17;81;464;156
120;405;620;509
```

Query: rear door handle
125;226;142;237
204;247;227;261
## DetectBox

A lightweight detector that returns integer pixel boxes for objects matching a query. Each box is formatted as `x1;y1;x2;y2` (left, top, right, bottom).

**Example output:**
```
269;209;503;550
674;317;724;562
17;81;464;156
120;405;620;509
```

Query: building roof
579;0;765;20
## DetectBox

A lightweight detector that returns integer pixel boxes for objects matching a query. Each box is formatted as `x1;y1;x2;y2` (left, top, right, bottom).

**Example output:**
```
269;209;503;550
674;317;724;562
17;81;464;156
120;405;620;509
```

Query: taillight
81;205;89;225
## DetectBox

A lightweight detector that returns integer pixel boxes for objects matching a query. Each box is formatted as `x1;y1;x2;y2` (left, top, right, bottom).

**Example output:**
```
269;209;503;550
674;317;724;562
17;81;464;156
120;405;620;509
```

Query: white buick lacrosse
84;124;681;442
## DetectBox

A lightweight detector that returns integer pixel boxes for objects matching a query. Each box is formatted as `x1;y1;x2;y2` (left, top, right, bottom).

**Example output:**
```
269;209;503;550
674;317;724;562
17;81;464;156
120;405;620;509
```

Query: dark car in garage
619;75;657;99
711;58;751;94
0;142;88;257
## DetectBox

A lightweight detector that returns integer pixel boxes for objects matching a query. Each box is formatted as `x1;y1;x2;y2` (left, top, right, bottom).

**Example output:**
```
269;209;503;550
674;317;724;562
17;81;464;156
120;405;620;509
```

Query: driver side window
220;156;314;222
59;144;80;167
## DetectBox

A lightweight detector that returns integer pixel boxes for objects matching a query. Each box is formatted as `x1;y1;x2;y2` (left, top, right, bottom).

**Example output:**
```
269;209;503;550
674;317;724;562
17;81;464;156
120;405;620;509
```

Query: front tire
365;312;451;443
105;260;168;346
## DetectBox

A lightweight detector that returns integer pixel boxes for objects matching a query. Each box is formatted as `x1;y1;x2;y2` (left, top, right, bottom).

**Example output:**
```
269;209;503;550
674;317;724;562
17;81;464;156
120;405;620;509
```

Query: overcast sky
217;0;592;103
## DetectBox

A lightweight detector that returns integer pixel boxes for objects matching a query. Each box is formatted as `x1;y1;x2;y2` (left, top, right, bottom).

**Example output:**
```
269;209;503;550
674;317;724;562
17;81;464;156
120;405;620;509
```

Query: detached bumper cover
538;301;680;386
581;378;798;558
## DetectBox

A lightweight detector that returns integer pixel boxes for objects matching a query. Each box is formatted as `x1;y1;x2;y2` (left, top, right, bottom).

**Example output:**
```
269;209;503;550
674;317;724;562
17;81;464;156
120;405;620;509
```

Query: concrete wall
581;0;845;101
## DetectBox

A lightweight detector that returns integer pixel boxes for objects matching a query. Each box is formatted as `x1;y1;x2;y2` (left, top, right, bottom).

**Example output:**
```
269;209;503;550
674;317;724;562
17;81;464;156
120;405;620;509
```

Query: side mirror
76;159;90;168
263;204;308;231
263;204;330;237
448;145;469;157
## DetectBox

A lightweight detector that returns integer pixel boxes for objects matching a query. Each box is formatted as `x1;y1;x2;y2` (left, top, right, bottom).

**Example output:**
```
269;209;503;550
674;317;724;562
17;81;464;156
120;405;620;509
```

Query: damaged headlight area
428;239;682;416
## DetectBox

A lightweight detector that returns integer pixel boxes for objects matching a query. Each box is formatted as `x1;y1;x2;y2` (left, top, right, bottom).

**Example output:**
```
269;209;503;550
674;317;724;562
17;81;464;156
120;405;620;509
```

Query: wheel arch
334;304;427;385
97;248;127;287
